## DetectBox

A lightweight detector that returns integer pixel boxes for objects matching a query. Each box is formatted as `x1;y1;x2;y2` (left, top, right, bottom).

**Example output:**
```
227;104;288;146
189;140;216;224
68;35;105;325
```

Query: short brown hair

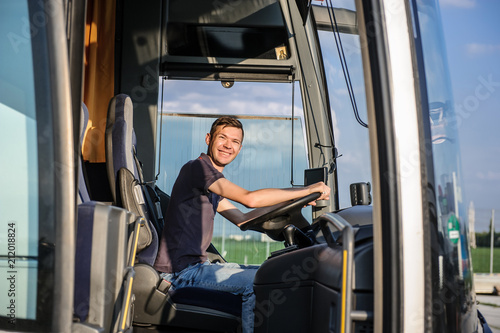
209;116;244;143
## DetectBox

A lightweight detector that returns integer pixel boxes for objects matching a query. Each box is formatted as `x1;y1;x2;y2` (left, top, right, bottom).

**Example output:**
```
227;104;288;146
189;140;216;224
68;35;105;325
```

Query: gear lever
283;224;297;247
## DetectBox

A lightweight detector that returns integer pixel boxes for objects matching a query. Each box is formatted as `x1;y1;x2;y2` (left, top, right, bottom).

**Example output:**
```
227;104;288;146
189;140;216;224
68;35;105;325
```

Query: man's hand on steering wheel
306;181;330;205
238;182;331;239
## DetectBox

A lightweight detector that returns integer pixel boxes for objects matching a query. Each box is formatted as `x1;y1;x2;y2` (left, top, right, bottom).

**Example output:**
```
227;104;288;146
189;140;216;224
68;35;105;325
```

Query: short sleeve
191;154;224;192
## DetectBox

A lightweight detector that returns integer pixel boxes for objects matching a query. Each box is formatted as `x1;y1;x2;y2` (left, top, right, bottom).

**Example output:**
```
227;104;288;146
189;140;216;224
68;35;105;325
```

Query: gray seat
105;94;159;265
74;102;138;332
132;263;241;331
73;201;137;332
103;95;242;331
105;94;142;200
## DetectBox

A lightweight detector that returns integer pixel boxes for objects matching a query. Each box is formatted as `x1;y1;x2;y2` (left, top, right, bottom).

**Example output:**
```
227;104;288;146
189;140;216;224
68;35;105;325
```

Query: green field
211;239;500;272
211;237;284;264
471;247;500;273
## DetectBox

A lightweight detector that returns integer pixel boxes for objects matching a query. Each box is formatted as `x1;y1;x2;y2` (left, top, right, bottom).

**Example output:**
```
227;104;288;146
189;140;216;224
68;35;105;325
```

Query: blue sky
439;0;500;231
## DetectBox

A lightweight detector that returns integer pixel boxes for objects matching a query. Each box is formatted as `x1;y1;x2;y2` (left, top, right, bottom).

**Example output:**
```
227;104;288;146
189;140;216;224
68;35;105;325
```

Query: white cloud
334;88;349;96
439;0;476;8
465;43;500;56
161;100;219;114
224;99;293;116
246;84;287;99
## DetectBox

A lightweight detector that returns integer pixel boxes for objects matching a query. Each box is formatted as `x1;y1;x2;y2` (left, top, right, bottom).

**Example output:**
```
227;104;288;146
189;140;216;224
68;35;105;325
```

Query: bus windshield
156;79;310;263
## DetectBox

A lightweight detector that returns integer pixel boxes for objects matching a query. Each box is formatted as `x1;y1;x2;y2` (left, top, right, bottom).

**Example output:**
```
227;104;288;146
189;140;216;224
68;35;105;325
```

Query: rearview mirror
305;167;328;208
304;167;327;186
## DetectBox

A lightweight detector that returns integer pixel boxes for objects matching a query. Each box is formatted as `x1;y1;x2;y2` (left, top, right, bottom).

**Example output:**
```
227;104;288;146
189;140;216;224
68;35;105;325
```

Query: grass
211;237;284;264
471;247;500;273
479;302;500;308
211;240;500;272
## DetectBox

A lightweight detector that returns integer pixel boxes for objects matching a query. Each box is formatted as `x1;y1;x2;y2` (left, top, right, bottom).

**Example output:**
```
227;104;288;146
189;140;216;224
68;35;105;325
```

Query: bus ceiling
160;1;357;81
162;0;290;81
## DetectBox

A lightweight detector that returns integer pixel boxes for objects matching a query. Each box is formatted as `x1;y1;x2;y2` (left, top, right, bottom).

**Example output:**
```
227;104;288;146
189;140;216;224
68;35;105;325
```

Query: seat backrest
105;94;142;203
74;201;136;332
117;167;158;263
105;94;162;265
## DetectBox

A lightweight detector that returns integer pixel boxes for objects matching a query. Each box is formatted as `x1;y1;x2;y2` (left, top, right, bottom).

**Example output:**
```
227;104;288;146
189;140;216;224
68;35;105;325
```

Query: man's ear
205;133;211;145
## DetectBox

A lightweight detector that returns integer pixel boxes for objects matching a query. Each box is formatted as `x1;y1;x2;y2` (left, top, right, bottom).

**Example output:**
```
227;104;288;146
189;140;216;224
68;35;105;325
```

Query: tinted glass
413;0;474;331
0;1;55;330
0;0;39;324
157;80;310;263
165;0;289;59
317;27;372;209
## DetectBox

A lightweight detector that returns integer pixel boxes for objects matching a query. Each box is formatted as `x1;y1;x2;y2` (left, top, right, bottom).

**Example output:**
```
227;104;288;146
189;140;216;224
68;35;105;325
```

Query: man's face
206;125;243;170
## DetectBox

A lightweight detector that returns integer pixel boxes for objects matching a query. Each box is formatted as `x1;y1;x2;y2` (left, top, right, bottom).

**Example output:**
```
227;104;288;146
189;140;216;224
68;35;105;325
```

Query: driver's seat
132;264;242;331
104;94;243;331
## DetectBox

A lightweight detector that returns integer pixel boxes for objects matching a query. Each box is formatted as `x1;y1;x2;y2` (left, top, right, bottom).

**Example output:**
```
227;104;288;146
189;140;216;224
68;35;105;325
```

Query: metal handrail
318;213;354;333
118;217;144;332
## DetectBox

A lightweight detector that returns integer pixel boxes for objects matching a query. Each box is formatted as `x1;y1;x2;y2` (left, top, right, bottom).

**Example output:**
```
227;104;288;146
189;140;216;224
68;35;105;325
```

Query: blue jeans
161;261;259;333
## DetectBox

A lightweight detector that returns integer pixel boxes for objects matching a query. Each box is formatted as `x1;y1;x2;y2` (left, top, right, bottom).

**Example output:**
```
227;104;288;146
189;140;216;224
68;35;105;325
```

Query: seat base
132;264;241;332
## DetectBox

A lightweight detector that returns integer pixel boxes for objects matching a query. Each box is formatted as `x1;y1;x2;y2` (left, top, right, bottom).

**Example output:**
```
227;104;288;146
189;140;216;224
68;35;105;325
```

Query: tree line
474;231;500;247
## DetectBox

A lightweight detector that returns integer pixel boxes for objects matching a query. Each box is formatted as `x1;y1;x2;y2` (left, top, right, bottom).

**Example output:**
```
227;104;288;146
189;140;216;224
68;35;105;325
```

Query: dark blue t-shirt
154;153;224;273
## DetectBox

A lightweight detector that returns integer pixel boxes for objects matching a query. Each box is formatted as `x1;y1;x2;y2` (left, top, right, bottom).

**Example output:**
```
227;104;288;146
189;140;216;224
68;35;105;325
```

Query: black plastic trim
360;0;403;332
161;62;294;82
408;1;436;331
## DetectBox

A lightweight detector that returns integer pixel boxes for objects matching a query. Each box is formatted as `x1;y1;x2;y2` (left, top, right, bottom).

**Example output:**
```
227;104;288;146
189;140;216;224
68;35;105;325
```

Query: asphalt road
477;295;500;333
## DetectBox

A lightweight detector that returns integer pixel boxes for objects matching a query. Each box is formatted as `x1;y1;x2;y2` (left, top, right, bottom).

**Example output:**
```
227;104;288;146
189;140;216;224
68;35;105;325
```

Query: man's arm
217;198;288;227
209;178;330;209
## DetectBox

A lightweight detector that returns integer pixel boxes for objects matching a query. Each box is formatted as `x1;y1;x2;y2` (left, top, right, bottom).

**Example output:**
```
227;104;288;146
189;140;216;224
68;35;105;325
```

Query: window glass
414;0;472;328
165;0;288;59
157;80;309;263
0;0;39;322
317;27;372;209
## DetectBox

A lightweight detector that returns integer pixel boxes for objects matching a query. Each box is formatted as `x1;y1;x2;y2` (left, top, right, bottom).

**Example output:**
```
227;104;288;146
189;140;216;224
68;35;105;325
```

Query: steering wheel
239;192;321;241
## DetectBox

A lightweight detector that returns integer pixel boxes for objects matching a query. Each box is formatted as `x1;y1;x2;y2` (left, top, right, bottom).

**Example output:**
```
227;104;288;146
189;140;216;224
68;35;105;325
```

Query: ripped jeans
161;261;259;333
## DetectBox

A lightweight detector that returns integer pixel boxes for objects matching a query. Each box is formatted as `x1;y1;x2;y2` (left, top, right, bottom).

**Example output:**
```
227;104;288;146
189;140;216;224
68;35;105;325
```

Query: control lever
283;224;315;248
283;224;297;247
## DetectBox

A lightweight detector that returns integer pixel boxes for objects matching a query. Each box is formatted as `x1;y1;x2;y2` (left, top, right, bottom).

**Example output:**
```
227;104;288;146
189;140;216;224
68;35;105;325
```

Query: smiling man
154;116;329;333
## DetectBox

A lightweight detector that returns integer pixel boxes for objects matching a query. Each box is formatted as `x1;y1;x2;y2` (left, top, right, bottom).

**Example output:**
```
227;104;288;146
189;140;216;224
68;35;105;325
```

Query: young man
154;116;330;333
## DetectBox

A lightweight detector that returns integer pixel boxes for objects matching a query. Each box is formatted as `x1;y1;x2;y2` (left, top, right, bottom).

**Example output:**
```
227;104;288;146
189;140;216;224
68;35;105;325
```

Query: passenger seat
74;103;138;332
105;94;163;265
